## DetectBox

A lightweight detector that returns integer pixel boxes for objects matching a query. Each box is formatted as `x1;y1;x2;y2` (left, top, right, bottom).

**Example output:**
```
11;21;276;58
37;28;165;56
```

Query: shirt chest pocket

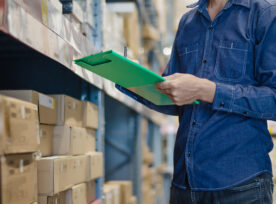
177;43;199;74
214;41;248;82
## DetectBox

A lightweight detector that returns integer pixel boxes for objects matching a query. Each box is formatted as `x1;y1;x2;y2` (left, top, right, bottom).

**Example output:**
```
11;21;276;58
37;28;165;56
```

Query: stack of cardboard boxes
0;94;39;204
103;7;125;55
103;181;137;204
156;164;166;197
140;119;157;204
269;137;276;200
122;5;141;60
0;90;103;204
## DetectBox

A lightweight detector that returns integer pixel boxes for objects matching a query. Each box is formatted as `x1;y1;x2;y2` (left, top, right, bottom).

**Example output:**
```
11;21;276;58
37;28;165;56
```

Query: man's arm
211;5;276;120
157;6;276;121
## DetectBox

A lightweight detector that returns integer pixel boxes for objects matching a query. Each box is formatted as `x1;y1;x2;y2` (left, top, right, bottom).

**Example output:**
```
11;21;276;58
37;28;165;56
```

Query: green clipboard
74;50;199;105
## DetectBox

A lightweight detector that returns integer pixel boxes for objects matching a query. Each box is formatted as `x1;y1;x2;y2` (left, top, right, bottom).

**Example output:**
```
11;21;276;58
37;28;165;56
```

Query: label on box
41;0;48;25
39;93;55;109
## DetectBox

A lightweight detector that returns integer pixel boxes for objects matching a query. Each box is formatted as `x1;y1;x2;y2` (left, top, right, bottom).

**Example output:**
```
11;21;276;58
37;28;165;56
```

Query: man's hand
155;73;216;106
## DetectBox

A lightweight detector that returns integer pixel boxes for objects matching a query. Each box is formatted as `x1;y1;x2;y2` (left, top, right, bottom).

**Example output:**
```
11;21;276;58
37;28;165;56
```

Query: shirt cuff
212;82;235;112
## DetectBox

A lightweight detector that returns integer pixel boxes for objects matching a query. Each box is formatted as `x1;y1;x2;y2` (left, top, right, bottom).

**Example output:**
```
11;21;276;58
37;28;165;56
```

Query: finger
168;95;177;104
156;86;172;95
163;74;179;80
156;81;174;90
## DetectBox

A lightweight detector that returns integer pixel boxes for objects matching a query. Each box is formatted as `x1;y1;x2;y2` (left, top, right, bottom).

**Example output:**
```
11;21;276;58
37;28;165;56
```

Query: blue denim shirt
117;0;276;190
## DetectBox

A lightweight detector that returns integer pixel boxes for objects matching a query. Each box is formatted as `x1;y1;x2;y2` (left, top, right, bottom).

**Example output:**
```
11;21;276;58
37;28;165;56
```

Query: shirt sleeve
115;18;184;116
212;5;276;120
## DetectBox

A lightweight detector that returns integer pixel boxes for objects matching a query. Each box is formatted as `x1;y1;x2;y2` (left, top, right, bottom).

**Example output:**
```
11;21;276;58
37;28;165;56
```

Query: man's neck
207;0;228;21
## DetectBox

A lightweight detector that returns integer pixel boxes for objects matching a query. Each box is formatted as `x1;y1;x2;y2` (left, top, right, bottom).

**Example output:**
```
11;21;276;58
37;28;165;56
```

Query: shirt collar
232;0;250;8
187;0;250;10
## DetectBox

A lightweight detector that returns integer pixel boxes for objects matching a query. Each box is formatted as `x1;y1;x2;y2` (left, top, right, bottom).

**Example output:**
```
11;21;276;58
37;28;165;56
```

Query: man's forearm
198;78;216;103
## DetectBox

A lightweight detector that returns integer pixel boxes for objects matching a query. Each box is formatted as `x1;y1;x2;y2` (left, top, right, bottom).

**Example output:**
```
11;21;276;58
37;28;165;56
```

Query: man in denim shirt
117;0;276;202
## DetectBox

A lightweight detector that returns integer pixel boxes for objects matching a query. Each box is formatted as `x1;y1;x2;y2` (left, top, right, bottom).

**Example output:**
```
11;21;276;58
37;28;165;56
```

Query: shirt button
220;102;225;108
187;153;191;157
192;120;196;126
203;60;207;64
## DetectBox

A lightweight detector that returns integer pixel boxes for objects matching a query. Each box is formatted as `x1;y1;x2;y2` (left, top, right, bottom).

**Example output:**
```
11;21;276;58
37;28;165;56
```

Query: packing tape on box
37;124;41;145
1;156;6;162
60;163;64;172
0;114;3;135
21;106;26;119
19;159;24;173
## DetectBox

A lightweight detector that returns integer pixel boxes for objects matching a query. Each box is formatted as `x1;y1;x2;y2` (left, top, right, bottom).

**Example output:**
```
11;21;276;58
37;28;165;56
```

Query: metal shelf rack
0;1;171;203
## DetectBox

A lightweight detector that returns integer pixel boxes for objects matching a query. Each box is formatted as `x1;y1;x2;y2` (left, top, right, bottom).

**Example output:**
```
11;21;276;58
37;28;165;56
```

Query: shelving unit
0;0;176;203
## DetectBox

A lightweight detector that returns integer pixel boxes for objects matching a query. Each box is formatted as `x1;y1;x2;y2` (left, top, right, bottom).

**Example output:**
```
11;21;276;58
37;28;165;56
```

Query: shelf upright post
91;88;105;200
93;0;104;50
81;82;105;200
134;114;143;204
153;123;162;167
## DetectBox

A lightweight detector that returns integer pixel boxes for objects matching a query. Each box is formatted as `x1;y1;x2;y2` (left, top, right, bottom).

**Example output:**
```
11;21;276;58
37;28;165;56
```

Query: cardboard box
38;191;66;204
87;180;96;203
0;95;39;154
70;155;87;185
86;128;96;153
106;181;132;204
103;186;113;204
142;188;155;204
38;156;72;196
86;152;103;180
123;7;140;59
156;174;163;196
39;124;53;157
0;90;57;125
0;98;4;151
142;24;160;41
104;184;120;204
38;155;87;196
41;0;63;35
72;0;84;23
86;0;94;26
83;101;98;129
51;95;83;127
66;183;87;204
127;196;137;204
14;0;42;22
0;153;37;204
53;126;87;155
90;200;102;204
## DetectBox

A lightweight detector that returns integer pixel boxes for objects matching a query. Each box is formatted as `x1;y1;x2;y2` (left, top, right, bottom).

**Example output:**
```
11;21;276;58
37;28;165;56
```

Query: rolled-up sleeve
212;5;276;120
